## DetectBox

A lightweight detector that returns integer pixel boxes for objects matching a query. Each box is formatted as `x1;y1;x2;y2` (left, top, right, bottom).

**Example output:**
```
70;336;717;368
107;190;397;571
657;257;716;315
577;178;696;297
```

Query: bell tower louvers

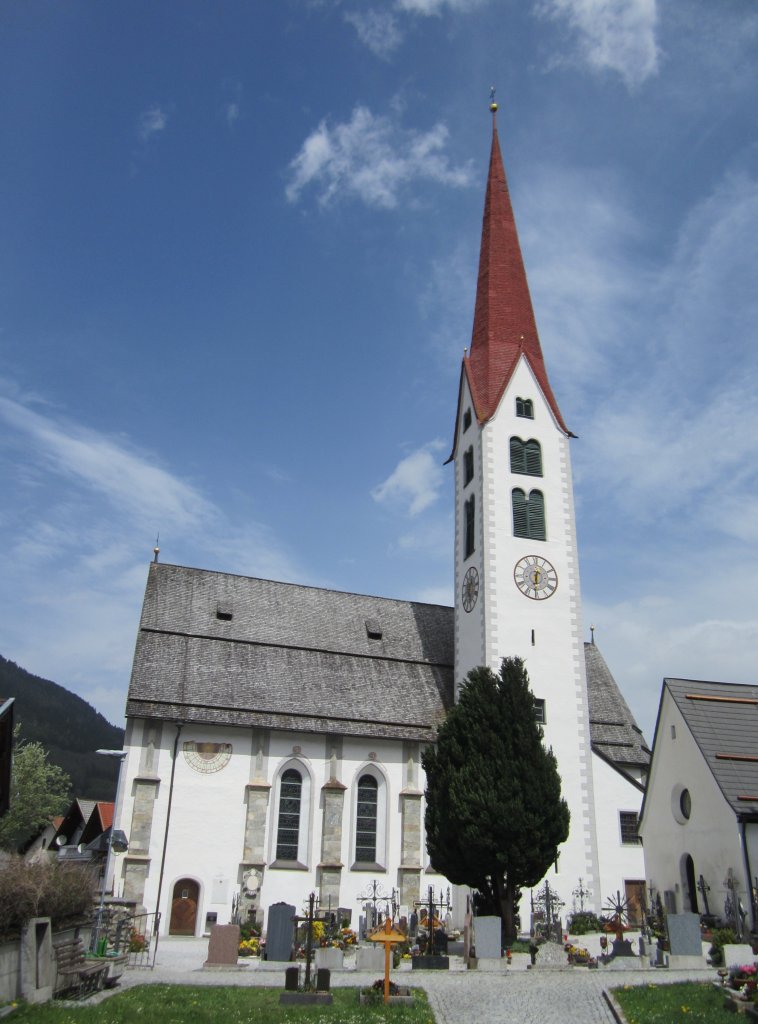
450;103;601;911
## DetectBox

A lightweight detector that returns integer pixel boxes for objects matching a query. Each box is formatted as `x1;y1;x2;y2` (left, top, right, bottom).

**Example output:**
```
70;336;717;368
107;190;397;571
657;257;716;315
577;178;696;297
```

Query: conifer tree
422;657;570;942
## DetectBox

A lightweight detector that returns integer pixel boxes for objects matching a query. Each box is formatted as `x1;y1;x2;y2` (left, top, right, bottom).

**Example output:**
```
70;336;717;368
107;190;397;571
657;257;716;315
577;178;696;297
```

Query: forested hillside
0;655;124;800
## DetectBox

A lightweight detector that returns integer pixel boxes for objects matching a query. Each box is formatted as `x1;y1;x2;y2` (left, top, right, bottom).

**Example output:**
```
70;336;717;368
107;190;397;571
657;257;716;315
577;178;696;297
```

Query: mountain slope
0;655;124;800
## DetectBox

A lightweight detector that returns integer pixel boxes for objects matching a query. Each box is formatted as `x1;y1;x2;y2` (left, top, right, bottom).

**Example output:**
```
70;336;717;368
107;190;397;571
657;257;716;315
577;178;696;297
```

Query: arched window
512;488;546;540
464;495;475;558
355;775;378;862
509;437;542;476
463;446;474;486
516;397;534;419
276;768;302;861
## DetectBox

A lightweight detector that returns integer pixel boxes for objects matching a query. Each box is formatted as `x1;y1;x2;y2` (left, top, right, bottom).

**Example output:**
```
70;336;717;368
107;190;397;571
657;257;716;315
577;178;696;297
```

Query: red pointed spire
464;108;569;434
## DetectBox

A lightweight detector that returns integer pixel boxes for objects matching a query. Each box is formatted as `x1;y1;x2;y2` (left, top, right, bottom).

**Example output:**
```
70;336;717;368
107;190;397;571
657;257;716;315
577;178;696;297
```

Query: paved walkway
108;936;716;1024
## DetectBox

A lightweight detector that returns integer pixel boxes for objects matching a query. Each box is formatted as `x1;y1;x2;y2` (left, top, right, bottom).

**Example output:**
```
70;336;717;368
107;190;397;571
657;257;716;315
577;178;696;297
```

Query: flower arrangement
729;963;758;993
565;943;593;965
238;937;260;957
128;929;147;953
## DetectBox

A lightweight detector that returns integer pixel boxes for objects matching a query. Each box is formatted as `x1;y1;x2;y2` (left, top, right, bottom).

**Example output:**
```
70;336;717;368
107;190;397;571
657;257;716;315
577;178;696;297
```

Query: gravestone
667;913;705;969
204;923;241;967
475;917;501;959
267;902;296;961
723;943;755;968
356;944;384;971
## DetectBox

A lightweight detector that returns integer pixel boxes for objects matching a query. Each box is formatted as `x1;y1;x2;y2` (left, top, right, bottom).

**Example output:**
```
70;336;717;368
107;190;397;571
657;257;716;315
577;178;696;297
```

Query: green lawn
5;984;435;1024
612;981;741;1023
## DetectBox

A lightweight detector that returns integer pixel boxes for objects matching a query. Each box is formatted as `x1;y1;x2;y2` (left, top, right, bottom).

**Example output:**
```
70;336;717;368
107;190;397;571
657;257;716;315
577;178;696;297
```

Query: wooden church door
169;879;199;935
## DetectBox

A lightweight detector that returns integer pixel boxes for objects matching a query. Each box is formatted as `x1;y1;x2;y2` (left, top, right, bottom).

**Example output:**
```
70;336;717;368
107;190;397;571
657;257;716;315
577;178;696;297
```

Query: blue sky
1;0;757;743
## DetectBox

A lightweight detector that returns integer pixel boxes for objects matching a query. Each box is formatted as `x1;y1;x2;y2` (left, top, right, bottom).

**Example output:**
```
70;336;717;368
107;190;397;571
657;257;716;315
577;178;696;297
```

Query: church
112;102;649;938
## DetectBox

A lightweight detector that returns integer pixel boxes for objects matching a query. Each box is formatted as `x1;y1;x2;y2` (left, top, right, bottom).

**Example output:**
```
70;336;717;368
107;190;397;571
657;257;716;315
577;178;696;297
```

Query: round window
679;788;691;820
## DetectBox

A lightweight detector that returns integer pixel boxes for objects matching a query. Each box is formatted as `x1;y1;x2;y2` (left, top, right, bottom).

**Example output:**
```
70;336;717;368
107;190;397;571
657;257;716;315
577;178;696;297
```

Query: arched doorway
169;879;199;935
683;854;698;913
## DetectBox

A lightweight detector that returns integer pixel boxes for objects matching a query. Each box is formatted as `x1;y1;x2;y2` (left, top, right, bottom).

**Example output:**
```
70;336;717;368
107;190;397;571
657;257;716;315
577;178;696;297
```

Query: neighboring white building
112;107;649;936
639;678;758;934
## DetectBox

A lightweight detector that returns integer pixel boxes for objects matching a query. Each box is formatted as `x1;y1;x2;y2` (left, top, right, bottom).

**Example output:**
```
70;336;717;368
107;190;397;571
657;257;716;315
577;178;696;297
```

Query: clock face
513;556;558;601
462;566;479;612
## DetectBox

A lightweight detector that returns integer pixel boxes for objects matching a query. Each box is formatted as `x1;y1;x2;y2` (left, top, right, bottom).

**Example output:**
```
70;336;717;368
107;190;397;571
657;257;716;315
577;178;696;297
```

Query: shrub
0;855;97;938
568;911;602;935
709;927;737;965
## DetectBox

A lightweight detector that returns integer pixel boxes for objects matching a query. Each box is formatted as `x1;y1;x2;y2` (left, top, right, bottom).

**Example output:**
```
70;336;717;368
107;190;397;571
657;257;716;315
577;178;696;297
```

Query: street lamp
92;749;129;950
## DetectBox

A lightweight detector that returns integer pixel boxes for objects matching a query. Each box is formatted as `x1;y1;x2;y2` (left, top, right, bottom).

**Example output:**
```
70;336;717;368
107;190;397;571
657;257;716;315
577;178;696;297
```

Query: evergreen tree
422;657;570;942
0;726;71;851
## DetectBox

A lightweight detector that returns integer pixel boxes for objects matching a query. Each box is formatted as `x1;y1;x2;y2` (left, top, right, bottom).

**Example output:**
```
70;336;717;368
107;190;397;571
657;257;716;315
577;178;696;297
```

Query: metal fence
89;906;161;969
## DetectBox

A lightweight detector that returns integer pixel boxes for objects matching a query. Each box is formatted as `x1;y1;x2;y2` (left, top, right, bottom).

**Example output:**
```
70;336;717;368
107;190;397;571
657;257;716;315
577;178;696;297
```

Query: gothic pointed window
512;488;546;540
276;768;302;861
355;774;378;862
464;495;475;558
509;437;542;476
463;446;474;486
516;397;534;419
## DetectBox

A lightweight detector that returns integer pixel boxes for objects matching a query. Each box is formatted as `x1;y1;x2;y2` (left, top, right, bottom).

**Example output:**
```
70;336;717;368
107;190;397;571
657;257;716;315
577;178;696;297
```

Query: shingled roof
126;563;455;743
658;678;758;820
584;641;651;787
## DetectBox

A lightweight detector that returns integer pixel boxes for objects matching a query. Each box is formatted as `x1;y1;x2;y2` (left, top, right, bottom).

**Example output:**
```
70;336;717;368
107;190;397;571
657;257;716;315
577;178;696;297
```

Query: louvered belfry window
512;488;546;540
516;397;534;419
355;774;378;862
510;437;542;476
276;768;302;860
464;495;475;558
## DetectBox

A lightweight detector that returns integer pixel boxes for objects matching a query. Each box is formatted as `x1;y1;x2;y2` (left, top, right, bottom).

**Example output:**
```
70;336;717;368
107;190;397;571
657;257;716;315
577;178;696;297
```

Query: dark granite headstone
667;913;702;956
205;924;241;965
316;968;330;991
267;902;296;962
285;966;299;991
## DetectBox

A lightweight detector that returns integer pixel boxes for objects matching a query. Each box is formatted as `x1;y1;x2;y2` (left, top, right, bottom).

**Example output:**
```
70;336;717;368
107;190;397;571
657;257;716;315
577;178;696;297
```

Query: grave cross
412;885;451;955
292;891;329;991
572;877;591;914
696;874;711;916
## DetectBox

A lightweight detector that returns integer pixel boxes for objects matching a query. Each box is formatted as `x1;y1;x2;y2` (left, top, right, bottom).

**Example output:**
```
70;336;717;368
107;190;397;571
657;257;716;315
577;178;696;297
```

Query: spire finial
153;533;160;564
489;85;498;120
590;624;595;645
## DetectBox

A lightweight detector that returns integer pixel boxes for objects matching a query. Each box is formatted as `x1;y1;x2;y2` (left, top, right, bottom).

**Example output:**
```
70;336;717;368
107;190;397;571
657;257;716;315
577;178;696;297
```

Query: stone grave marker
666;913;705;969
267;902;296;961
204;924;241;967
475;917;501;959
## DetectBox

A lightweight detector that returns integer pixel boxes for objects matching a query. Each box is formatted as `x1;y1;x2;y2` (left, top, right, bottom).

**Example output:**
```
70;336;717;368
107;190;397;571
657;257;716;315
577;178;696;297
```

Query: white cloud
226;102;240;126
138;105;168;141
0;390;305;723
344;9;403;58
0;396;214;531
285;106;473;208
372;441;446;516
396;0;488;12
536;0;660;88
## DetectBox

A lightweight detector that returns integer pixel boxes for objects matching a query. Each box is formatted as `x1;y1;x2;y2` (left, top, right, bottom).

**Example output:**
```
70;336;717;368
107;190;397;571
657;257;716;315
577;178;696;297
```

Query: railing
89;906;161;969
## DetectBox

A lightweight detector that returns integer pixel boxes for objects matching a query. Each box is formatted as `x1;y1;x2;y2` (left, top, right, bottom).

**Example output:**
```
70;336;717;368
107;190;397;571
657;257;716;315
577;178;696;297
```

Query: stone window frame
349;762;388;871
268;756;313;869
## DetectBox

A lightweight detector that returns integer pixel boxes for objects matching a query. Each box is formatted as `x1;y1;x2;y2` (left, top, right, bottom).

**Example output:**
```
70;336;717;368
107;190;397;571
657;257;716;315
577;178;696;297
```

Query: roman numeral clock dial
514;556;558;600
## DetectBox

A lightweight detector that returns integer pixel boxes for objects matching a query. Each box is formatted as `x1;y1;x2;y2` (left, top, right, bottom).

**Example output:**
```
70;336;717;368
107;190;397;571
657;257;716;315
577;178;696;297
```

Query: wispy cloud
138;105;168;142
344;9;403;58
371;440;446;516
285;106;473;208
226;102;240;127
0;389;304;723
535;0;660;88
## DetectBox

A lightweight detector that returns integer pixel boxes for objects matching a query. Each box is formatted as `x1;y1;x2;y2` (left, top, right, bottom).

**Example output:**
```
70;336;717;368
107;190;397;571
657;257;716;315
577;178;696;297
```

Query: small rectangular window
463;447;474;486
533;698;546;724
216;606;233;622
516;397;534;419
463;409;472;432
619;811;640;845
365;620;383;641
464;495;475;559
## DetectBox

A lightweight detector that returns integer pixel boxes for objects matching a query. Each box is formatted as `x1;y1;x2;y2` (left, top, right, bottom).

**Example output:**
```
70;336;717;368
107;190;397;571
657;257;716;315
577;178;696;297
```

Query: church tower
451;101;601;911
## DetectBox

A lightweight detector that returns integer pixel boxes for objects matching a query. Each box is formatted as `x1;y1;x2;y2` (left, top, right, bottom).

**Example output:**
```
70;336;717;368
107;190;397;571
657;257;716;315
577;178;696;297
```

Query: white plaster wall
592;754;646;907
116;721;449;935
640;692;745;916
454;374;486;689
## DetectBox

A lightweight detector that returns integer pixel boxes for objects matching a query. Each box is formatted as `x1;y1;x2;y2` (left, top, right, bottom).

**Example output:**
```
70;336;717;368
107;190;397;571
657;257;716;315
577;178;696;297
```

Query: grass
612;981;741;1023
5;984;435;1024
